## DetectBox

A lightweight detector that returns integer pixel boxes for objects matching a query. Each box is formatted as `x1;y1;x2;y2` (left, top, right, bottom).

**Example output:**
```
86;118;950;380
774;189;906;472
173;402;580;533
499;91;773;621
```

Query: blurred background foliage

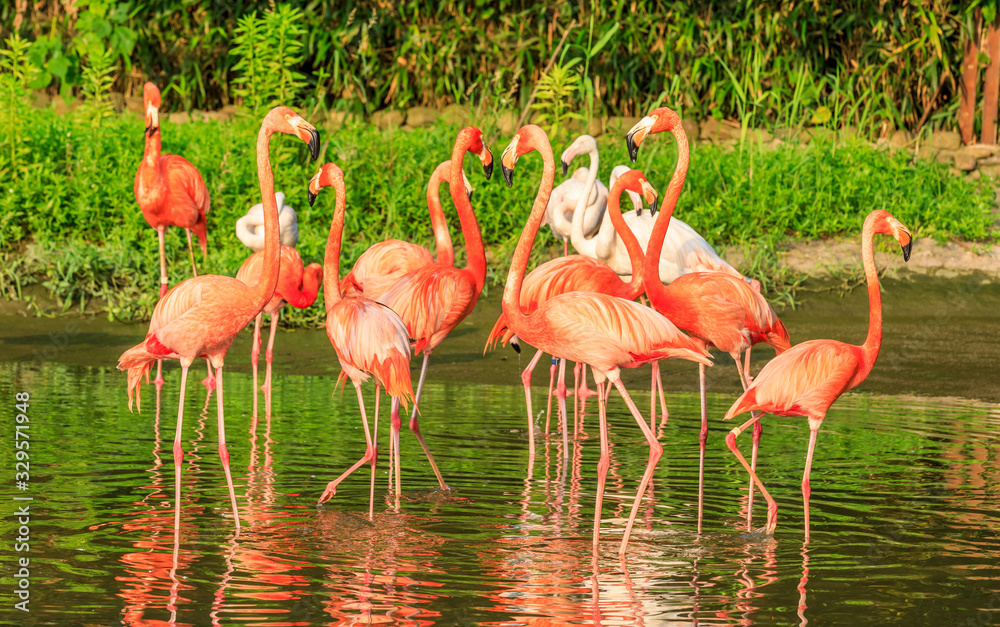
1;1;998;137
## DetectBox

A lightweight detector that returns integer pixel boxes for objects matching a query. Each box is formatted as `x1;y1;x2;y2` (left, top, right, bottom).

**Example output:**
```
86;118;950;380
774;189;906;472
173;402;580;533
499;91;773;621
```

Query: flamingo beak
480;145;494;180
898;224;912;262
641;180;659;215
307;128;321;161
307;189;317;207
145;105;159;137
500;144;517;188
626;116;655;163
307;173;320;206
561;159;569;176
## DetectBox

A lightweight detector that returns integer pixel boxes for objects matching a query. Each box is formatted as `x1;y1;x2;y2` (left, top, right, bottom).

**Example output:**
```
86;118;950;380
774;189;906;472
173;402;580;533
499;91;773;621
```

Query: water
1;276;1000;625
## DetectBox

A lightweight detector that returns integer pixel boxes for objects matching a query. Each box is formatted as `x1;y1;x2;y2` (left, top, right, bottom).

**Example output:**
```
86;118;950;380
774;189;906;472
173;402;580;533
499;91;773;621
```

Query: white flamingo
542;136;607;256
236;191;299;250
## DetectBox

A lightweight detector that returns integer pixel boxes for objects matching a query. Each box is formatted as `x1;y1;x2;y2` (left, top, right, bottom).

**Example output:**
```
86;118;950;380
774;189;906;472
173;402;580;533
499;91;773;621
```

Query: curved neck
142;127;161;166
568;148;601;255
428;161;455;267
860;219;883;374
604;183;645;298
642;126;689;303
286;265;322;308
252;124;281;307
502;138;556;326
322;178;347;311
449;138;486;292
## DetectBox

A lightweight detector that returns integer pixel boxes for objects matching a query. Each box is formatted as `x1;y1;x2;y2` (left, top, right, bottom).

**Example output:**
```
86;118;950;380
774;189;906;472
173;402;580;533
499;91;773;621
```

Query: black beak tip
511;341;521;354
650;196;659;216
308;129;321;161
626;134;639;163
561;160;569;176
501;164;514;188
467;190;474;201
483;161;493;181
307;190;317;207
902;241;912;262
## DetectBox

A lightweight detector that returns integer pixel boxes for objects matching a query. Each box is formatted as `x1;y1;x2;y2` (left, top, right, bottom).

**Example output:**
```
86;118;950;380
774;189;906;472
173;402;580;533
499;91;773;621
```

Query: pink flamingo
499;124;712;555
118;106;320;538
235;246;322;417
135;82;215;389
308;163;415;518
485;170;650;455
377;127;493;492
627;107;791;530
724;209;912;539
340;161;473;300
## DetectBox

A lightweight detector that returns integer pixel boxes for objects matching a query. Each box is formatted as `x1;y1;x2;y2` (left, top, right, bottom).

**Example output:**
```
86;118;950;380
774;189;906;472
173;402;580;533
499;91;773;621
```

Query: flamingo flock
118;86;912;558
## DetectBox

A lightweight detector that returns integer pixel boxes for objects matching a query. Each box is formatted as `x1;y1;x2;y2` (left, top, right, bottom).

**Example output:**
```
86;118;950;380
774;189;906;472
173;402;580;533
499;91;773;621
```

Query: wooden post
984;15;1000;144
960;12;981;145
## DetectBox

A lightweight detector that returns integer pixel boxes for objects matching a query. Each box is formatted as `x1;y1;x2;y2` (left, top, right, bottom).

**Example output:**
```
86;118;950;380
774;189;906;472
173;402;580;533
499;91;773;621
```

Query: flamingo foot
317;483;338;505
202;374;217;391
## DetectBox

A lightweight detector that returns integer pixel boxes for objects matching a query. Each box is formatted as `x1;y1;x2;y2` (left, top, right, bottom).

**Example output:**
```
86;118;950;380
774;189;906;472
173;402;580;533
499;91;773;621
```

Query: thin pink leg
612;377;663;556
656;362;668;426
649;363;657;430
154;359;165;389
697;363;707;535
214;366;241;535
592;380;610;552
555;358;569;456
202;358;216;391
408;352;449;491
172;364;190;540
262;309;279;417
577;364;598;399
545;357;557;433
573;362;582;435
735;354;763;526
319;384;375;509
158;226;168;298
521;349;544;458
250;313;262;418
563;238;569;256
370;385;380;519
391;398;402;511
725;414;777;534
802;425;820;543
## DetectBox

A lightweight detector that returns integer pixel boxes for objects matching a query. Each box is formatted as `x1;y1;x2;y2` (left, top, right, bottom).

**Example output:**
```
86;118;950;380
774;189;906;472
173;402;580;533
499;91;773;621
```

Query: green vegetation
0;106;993;326
0;1;993;138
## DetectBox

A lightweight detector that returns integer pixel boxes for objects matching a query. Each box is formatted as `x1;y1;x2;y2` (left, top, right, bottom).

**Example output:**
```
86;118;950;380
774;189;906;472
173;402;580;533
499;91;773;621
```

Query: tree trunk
984;17;1000;144
960;14;981;145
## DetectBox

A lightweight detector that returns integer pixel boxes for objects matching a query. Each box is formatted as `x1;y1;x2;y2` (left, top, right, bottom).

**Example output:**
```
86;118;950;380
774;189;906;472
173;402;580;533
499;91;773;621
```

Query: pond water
1;276;999;626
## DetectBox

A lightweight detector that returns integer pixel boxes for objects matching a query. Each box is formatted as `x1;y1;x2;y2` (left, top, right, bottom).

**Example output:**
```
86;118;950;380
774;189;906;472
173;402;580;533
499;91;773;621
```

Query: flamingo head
612;168;659;216
460;127;493;180
871;210;913;262
501;124;548;188
264;107;320;160
143;82;161;137
307;162;344;206
626;106;681;162
560;134;598;176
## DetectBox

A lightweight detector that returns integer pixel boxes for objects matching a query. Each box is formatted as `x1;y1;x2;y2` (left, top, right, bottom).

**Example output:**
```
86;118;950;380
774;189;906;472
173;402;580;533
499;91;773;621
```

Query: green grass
1;108;995;326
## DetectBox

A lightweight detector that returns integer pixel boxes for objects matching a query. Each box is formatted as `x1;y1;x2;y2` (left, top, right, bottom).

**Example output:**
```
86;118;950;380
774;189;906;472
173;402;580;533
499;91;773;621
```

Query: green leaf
588;22;619;58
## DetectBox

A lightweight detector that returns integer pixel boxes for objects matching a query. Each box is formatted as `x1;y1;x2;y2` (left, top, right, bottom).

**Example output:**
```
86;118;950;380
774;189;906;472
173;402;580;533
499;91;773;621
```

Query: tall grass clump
231;4;308;116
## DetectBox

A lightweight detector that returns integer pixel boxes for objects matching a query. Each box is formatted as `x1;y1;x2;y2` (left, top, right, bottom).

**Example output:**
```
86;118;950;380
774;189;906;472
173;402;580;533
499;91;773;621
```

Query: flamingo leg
172;363;190;541
319;383;376;508
185;228;198;278
698;363;707;535
556;358;569;457
649;363;658;430
656;362;668;427
563;238;569;257
734;354;764;527
545;357;557;434
612;376;663;556
593;379;610;551
214;366;241;535
154;359;165;389
391;398;402;512
521;349;545;457
262;309;279;417
802;424;820;543
250;313;262;418
202;358;216;391
408;353;449;491
577;364;598;399
726;413;777;535
158;226;168;298
370;384;380;520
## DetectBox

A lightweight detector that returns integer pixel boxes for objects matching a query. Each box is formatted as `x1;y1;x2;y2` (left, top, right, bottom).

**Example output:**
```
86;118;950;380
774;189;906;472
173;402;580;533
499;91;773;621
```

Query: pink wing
236;246;308;313
161;154;210;216
725;340;861;421
325;298;414;407
522;293;712;373
378;264;476;355
341;239;434;301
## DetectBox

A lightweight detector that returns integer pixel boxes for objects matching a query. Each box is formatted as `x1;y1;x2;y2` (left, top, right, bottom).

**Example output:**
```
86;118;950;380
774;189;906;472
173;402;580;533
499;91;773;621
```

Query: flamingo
235;245;322;418
235;191;300;250
118;106;320;539
724;209;912;539
485;168;649;455
340;161;474;301
543;136;607;257
135;82;210;299
308;163;415;517
135;82;215;390
376;127;493;493
498;124;712;555
626;107;791;530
